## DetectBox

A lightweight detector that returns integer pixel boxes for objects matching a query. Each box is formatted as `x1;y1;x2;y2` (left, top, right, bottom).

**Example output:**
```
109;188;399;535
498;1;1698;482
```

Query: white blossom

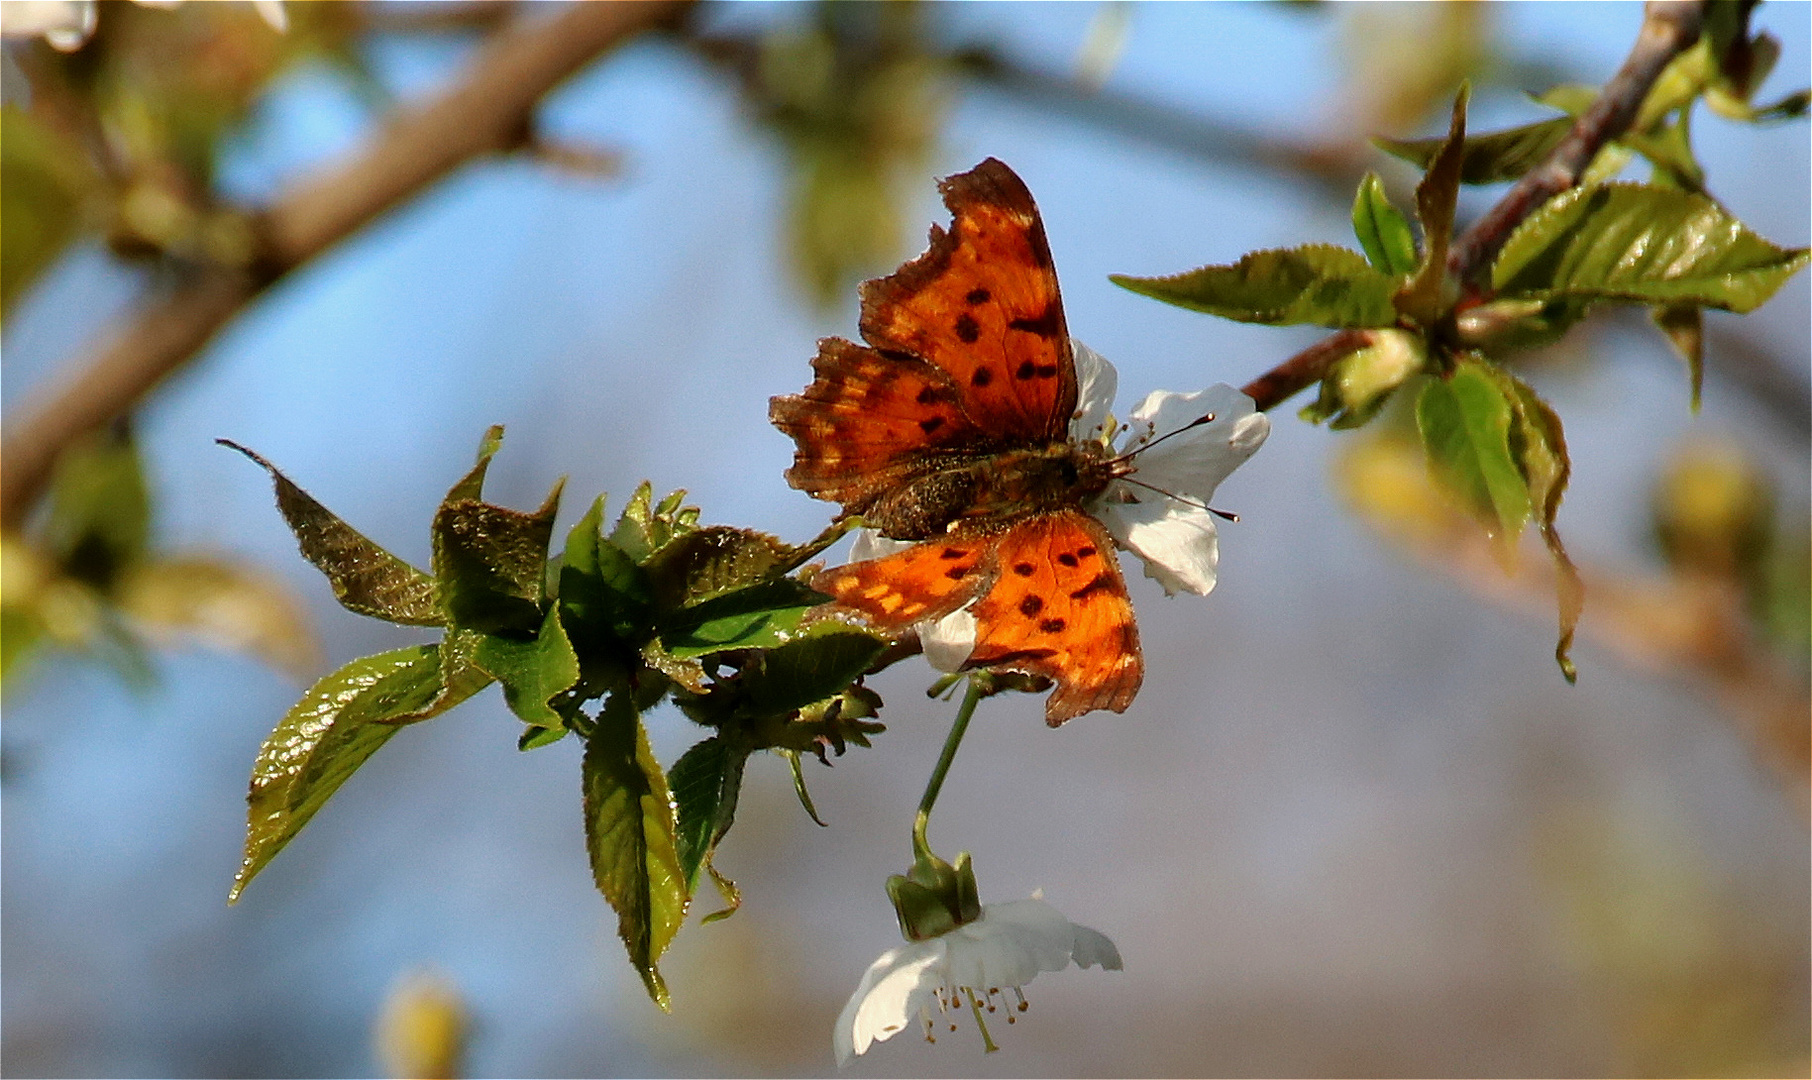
1;0;285;51
833;895;1121;1064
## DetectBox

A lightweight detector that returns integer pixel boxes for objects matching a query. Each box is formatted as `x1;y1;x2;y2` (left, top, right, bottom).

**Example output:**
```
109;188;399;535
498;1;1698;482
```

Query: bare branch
0;0;691;529
1240;329;1373;413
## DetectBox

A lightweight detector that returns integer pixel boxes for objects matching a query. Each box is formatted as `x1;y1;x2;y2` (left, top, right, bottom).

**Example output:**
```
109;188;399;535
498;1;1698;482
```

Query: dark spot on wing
939;548;967;560
1018;595;1045;616
1015;361;1036;380
916;386;939;405
1069;572;1115;601
1013;562;1035;576
1057;552;1080;568
1008;299;1063;339
945;565;969;580
1077;546;1097;558
972;367;993;387
966;288;991;305
1038;617;1067;634
920;416;945;434
955;313;980;344
1035;364;1059;378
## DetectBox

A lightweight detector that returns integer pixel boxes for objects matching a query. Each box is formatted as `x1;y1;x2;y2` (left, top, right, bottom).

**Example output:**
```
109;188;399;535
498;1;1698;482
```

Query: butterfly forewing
859;158;1078;444
770;338;977;509
964;510;1142;725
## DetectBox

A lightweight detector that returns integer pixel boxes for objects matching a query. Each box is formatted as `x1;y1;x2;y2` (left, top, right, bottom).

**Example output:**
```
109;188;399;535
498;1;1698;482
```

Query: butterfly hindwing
770;338;978;510
965;510;1142;725
811;532;997;635
858;158;1078;444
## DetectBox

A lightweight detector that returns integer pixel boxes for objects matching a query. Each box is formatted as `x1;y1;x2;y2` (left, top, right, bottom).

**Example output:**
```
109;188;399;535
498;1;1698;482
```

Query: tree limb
0;0;691;530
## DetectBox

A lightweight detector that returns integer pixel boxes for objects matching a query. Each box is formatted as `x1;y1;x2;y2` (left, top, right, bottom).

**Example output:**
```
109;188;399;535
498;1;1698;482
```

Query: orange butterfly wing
964;511;1142;725
770;338;977;511
810;532;997;635
858;157;1077;444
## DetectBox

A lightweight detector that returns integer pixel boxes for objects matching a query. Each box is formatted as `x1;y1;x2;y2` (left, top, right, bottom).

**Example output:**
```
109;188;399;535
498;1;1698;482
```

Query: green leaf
583;694;688;1011
1651;303;1705;409
231;644;488;903
1110;244;1398;327
643;526;792;610
1496;374;1584;683
1415;361;1531;538
474;605;582;729
1493;184;1810;312
659;578;826;659
46;425;150;590
1;106;96;320
741;629;884;715
1373;113;1571;185
432;479;565;635
221;441;443;626
559;494;653;661
1395;85;1470;325
444;425;506;504
1351;173;1419;276
668;736;750;912
609;483;697;564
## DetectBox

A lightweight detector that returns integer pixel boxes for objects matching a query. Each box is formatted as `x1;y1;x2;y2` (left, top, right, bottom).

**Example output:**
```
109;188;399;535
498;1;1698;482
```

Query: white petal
919;608;976;672
1098;499;1220;596
1123;385;1269;504
1069;341;1119;443
1;0;95;47
1070;924;1124;970
833;940;946;1065
946;899;1074;990
847;528;907;563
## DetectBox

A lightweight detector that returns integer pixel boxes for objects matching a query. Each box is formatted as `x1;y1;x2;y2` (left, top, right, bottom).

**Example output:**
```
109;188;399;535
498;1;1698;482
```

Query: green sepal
1110;244;1397;328
432;477;565;635
783;749;828;827
1299;328;1428;429
1350;172;1419;276
473;605;582;729
230;643;489;903
220;440;443;626
582;693;688;1012
668;735;750;917
1373;113;1570;186
1492;183;1810;313
444;425;506;505
887;849;982;942
1395;84;1470;325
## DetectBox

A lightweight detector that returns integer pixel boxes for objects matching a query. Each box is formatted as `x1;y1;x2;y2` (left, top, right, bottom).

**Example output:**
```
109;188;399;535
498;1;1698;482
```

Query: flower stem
912;677;986;860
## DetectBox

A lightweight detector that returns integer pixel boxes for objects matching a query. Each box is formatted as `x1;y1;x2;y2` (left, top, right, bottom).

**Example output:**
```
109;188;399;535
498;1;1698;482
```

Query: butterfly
770;157;1268;725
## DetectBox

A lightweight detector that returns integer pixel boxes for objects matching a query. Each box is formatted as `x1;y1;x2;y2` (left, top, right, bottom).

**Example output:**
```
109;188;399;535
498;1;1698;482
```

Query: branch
0;0;691;530
1444;0;1704;287
1239;0;1707;412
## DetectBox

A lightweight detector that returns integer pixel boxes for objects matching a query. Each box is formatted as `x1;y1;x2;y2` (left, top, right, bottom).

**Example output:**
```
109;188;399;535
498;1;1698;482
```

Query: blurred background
2;2;1806;1076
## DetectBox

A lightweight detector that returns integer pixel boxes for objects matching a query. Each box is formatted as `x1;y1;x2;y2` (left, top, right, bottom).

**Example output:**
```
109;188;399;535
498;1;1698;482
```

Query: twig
1239;0;1707;412
1445;0;1704;288
1240;329;1372;413
0;0;691;530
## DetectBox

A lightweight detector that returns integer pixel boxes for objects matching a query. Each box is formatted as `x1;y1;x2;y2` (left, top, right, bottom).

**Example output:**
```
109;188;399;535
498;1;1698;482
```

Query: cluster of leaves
0;422;315;687
1113;16;1808;680
223;427;889;1008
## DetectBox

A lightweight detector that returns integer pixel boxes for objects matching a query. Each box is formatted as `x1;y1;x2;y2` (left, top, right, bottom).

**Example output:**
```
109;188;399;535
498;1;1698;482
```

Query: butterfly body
771;157;1147;724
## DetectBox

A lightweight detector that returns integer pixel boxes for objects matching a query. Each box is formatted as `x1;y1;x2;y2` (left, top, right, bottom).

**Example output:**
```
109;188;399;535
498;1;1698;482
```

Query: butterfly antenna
1115;476;1240;522
1106;411;1216;465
